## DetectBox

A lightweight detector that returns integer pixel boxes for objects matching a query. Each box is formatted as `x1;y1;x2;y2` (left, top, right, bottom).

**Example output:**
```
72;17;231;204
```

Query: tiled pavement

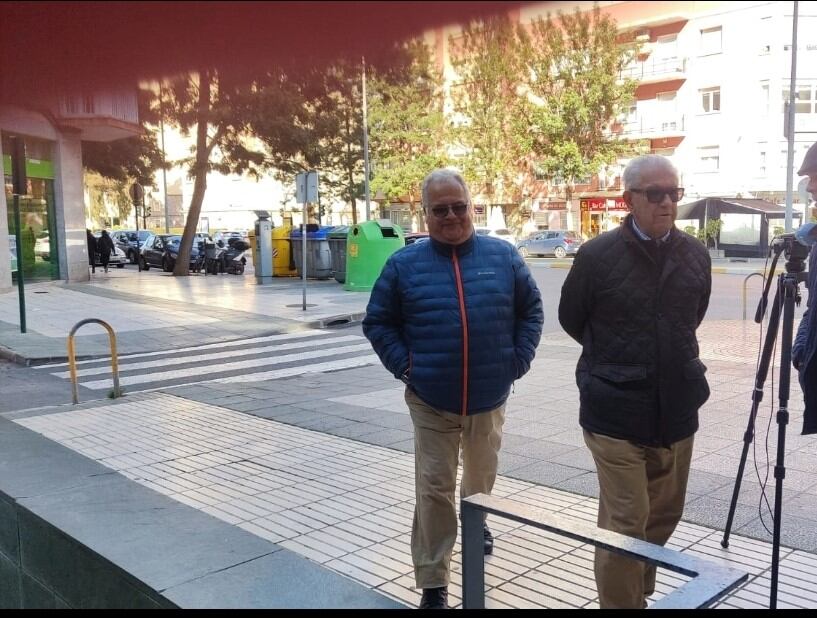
8;392;817;610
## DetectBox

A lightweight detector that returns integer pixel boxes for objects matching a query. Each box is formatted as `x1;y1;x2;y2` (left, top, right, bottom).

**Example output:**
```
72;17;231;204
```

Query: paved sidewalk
6;392;816;609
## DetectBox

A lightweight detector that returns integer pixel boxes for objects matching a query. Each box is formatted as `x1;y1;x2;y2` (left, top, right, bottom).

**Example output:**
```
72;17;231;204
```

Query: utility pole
362;56;372;221
784;0;799;232
159;81;171;233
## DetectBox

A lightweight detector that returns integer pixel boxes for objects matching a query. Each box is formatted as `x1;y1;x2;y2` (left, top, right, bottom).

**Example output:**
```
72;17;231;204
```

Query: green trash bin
344;221;404;292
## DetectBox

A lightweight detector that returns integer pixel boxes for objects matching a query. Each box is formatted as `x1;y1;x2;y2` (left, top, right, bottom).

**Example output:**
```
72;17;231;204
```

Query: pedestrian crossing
35;329;380;393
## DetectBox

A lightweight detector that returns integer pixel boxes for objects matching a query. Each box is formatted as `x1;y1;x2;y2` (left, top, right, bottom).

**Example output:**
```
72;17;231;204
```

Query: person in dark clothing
793;141;817;435
559;154;712;609
98;229;115;273
86;229;97;274
363;169;543;610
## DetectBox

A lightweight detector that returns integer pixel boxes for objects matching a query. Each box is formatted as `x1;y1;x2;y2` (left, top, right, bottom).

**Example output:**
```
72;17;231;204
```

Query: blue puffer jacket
363;233;543;415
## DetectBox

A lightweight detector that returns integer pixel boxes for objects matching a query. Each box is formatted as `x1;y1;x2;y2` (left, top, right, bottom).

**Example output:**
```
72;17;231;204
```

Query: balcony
619;114;685;139
54;91;141;142
620;57;686;84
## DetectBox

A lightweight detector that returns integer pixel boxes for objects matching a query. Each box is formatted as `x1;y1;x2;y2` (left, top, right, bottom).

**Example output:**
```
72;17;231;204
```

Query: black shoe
419;587;448;609
484;524;494;555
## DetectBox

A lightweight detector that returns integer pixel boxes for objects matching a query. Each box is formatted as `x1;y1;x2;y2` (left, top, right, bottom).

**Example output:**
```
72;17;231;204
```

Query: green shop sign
2;154;55;180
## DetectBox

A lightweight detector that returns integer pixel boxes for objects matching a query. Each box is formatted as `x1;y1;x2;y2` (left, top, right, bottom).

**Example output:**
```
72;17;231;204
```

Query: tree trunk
174;70;211;276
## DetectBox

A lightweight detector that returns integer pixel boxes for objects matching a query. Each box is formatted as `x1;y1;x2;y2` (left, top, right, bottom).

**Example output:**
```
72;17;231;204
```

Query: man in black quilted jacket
559;154;712;609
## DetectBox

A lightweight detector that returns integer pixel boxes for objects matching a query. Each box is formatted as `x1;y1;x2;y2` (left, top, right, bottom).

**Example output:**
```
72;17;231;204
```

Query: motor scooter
221;239;248;275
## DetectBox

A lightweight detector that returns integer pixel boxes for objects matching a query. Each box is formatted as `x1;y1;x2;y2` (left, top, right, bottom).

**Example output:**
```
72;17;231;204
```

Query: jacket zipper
452;249;469;416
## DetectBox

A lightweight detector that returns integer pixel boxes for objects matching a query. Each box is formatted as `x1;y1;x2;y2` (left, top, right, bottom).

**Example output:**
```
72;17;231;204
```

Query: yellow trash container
248;229;257;265
272;225;298;277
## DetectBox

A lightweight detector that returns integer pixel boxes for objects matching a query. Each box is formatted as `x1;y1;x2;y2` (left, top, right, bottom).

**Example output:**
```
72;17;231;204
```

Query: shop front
2;134;60;282
579;196;629;239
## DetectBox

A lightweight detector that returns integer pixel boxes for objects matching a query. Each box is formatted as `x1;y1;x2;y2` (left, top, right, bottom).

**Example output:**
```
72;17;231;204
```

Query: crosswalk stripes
35;329;381;393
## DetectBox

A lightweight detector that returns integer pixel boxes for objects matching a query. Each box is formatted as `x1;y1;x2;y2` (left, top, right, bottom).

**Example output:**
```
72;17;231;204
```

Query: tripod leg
770;276;797;609
721;276;783;548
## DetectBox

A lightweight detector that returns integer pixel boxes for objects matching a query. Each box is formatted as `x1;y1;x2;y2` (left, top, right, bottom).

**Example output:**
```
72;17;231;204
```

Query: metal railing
67;319;121;404
620;114;685;137
743;272;766;320
57;92;139;124
620;57;687;81
461;493;748;609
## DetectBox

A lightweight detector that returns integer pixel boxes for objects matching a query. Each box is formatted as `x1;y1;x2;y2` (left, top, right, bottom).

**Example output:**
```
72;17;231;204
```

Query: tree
161;69;265;275
449;16;529;209
368;38;450;230
251;60;365;224
518;5;641;202
81;86;165;225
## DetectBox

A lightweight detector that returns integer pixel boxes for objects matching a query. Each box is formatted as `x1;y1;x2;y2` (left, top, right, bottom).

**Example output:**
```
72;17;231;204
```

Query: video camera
771;232;811;265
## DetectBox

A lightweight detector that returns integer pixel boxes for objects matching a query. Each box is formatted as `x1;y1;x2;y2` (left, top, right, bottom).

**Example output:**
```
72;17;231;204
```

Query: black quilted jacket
559;215;712;447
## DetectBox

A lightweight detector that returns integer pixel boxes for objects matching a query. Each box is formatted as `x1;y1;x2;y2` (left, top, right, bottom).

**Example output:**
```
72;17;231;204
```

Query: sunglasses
427;202;469;219
629;187;685;204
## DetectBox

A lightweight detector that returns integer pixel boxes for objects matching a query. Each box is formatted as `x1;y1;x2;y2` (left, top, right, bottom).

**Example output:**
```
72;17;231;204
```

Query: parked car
213;230;247;247
92;232;127;268
111;230;152;264
516;229;581;258
139;233;209;272
475;227;517;245
404;232;430;245
34;233;51;261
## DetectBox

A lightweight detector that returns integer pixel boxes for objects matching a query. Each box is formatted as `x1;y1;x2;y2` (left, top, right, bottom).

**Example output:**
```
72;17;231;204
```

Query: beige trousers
583;430;694;609
406;387;505;589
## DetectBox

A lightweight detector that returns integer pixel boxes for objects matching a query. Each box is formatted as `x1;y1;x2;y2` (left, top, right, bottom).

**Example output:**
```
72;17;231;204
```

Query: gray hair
622;155;679;190
421;168;471;207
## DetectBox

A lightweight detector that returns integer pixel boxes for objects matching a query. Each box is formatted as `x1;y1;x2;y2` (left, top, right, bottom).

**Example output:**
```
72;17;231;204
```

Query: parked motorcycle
221;239;248;275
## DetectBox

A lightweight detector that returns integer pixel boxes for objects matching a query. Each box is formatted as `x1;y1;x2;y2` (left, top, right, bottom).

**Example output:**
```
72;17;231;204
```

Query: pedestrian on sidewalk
363;168;544;610
98;229;115;273
86;229;97;274
558;154;712;609
794;142;817;435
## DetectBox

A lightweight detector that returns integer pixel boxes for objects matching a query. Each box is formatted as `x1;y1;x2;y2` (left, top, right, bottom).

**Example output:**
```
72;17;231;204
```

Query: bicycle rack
67;318;121;404
742;272;765;320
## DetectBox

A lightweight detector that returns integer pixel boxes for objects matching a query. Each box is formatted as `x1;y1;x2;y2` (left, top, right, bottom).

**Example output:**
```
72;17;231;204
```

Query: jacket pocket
590;363;648;383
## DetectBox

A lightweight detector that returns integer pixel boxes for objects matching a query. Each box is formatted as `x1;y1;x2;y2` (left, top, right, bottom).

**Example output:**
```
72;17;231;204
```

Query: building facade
418;0;817;239
1;92;141;291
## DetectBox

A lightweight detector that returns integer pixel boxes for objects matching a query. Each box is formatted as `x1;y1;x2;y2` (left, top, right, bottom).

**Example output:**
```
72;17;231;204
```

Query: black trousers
100;252;110;269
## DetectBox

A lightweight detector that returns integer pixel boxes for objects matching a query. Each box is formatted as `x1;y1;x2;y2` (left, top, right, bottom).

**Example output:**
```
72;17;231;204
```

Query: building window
759;17;772;54
781;82;817;114
655;34;678;60
760;81;770;116
700;87;721;113
700;26;722;55
698;146;720;172
757;146;767;176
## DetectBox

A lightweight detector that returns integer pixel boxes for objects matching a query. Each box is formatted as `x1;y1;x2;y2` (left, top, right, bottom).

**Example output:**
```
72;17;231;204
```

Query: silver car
516;230;582;258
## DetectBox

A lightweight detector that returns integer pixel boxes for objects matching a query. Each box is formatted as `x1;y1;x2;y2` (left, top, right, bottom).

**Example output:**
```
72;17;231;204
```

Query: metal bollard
67;318;121;404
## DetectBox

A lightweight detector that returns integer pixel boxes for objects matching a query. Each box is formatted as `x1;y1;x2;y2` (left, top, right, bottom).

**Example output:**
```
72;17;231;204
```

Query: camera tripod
720;238;809;609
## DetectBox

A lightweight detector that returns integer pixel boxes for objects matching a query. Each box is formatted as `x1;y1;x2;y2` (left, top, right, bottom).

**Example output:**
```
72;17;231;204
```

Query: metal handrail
67;318;121;404
461;493;747;609
743;272;766;320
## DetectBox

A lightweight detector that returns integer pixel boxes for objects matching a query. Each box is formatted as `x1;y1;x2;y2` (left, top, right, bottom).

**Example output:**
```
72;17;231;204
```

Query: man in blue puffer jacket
363;169;543;609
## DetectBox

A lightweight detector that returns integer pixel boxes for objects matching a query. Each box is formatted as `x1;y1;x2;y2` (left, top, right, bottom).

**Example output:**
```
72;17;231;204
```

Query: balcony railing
620;57;687;82
57;92;139;125
619;114;685;137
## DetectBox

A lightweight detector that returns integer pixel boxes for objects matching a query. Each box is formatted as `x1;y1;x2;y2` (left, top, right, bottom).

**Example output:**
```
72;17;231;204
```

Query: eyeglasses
629;187;685;204
427;202;469;219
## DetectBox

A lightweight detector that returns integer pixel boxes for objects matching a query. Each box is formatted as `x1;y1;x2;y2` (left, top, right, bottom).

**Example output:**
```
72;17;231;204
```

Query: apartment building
417;1;817;239
1;92;141;290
